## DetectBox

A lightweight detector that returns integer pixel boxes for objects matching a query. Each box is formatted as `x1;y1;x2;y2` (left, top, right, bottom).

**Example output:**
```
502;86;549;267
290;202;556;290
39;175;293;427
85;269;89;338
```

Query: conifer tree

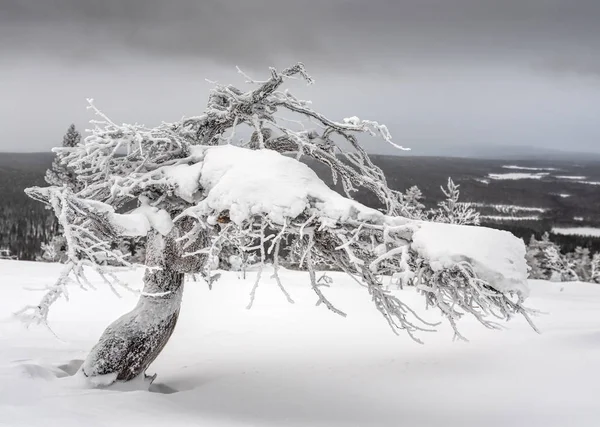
45;124;82;190
431;178;480;225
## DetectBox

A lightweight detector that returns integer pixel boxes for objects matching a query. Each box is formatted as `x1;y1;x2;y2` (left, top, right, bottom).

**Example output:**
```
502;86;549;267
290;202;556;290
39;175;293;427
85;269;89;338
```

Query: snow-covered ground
502;165;558;171
480;215;541;221
552;227;600;237
488;172;548;180
555;175;587;180
465;204;546;222
1;260;599;427
465;203;546;213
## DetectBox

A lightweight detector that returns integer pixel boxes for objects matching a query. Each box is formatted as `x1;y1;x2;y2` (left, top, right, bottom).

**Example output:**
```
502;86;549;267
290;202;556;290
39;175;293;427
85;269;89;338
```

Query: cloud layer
1;0;599;154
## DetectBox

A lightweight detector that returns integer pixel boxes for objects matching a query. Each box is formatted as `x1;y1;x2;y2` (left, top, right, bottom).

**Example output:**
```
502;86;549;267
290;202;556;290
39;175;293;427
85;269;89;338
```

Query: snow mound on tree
187;144;385;226
411;222;529;296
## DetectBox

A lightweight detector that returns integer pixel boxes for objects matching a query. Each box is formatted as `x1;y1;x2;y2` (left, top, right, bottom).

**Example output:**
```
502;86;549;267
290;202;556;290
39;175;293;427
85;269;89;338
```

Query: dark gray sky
1;0;600;155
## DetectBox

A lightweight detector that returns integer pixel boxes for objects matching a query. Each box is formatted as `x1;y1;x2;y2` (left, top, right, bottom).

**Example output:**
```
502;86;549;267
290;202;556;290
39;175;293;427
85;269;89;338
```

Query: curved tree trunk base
80;223;207;387
81;264;184;385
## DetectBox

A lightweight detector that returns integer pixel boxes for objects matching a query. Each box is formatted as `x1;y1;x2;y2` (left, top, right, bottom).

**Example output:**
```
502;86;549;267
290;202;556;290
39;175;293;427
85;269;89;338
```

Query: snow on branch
174;145;536;341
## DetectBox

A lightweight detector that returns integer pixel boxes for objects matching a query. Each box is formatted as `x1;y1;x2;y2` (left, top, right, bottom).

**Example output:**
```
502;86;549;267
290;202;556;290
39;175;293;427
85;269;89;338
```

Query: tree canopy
23;64;537;343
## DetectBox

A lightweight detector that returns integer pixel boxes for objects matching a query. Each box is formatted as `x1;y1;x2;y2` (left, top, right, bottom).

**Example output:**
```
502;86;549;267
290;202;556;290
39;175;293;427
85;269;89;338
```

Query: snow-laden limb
410;221;528;296
176;145;536;340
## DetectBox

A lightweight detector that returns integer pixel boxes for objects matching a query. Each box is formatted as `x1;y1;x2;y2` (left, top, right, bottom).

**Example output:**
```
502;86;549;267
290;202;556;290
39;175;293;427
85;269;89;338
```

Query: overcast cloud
1;0;599;155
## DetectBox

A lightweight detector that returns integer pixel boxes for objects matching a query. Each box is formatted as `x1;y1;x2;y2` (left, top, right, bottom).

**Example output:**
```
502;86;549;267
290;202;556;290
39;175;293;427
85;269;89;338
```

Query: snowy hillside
1;259;599;427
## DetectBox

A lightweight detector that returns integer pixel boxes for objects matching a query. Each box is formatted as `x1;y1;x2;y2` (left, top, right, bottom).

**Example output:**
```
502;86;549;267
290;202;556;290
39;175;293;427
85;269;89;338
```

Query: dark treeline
1;152;600;260
0;153;58;260
482;222;600;254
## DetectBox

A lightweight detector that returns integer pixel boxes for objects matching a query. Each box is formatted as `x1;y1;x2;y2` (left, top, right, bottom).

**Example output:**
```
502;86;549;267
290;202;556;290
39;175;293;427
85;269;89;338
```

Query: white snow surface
187;145;384;226
1;260;599;427
552;227;600;237
502;165;558;171
109;200;173;237
163;161;205;203
555;175;587;180
488;172;548;180
481;215;541;221
466;203;546;213
109;210;152;237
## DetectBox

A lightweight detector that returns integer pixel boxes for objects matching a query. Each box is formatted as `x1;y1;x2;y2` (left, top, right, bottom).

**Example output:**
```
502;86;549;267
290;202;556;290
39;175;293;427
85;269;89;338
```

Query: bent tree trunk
81;231;185;385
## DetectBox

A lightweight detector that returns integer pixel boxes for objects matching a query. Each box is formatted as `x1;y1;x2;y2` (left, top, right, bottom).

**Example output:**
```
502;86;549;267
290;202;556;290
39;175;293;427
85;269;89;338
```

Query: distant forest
0;153;58;260
1;152;600;260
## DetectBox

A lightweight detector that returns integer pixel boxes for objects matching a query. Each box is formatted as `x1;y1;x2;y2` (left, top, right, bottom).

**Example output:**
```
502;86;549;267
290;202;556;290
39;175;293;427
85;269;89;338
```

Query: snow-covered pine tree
566;247;591;282
45;124;82;190
401;185;426;219
591;253;600;284
23;64;536;388
431;178;480;225
41;125;83;262
39;235;68;263
525;235;545;279
545;245;578;282
526;232;573;281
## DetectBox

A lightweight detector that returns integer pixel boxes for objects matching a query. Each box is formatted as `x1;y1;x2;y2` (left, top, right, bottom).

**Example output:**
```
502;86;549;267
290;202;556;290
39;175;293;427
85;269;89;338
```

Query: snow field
1;260;600;427
551;227;600;237
502;165;558;171
488;172;549;180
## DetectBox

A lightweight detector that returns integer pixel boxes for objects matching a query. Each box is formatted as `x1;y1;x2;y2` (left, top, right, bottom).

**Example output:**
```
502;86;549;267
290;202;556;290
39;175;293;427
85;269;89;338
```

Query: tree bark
81;231;185;384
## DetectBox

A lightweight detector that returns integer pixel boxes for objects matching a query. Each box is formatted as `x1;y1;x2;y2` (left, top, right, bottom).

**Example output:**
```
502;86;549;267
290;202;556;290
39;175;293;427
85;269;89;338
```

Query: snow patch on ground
481;215;541;221
555;175;587;180
488;172;548;180
502;165;558;171
1;260;599;426
466;203;546;213
551;227;600;237
575;180;600;186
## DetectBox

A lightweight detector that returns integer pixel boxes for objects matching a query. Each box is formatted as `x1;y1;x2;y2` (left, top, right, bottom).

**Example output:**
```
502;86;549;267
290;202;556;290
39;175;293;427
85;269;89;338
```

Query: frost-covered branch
19;186;165;325
172;145;536;341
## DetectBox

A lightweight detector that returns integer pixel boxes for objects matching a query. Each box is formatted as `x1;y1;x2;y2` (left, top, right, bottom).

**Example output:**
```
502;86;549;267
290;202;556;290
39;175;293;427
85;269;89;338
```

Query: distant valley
1;151;600;260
